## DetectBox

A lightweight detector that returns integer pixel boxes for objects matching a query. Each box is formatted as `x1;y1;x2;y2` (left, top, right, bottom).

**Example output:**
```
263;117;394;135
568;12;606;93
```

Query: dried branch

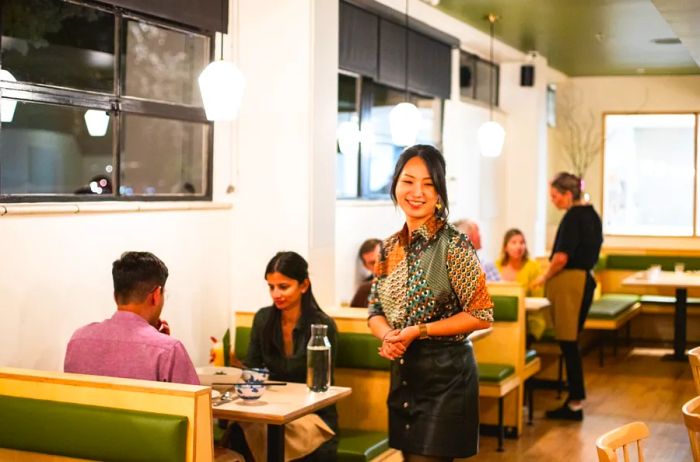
555;87;602;178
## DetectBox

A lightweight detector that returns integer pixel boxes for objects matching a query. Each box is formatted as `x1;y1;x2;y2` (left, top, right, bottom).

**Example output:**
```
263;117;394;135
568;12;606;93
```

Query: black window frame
459;50;499;107
336;72;444;200
0;0;215;203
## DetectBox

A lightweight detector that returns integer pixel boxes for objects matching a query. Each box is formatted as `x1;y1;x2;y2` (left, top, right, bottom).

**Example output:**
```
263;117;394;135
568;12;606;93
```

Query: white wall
548;75;700;249
0;209;232;371
230;0;338;311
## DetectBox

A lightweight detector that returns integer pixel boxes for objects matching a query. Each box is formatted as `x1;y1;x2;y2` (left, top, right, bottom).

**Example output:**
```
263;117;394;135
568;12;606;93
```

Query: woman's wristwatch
418;323;429;340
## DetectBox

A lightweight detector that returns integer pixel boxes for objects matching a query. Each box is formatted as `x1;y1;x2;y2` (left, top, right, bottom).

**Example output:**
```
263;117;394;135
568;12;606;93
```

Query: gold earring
436;201;442;211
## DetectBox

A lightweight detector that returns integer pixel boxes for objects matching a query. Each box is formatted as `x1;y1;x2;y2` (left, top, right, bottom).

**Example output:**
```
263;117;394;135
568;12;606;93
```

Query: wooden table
623;270;700;360
212;382;351;461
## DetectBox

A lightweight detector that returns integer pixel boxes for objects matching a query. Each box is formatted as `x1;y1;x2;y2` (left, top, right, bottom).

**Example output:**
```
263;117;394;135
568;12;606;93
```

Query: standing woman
368;145;493;461
535;172;602;421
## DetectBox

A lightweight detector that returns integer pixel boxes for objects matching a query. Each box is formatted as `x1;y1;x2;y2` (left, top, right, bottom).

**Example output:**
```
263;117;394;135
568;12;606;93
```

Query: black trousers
559;271;596;401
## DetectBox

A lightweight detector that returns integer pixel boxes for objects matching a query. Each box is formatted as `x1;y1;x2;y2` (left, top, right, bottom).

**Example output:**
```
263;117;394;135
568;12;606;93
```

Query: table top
525;297;551;312
623;271;700;289
211;382;351;425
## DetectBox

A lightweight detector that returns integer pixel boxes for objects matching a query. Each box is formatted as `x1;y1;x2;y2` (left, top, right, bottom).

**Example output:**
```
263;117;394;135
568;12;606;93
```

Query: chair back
688;347;700;394
683;395;700;462
595;421;649;462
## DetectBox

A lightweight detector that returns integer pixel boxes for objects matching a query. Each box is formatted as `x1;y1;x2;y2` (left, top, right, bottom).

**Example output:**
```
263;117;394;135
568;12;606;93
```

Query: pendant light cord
404;0;409;102
220;0;225;61
488;15;495;120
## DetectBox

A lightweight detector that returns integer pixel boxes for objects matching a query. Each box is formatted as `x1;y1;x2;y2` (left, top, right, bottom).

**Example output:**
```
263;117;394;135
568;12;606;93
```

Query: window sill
0;201;232;216
336;199;394;208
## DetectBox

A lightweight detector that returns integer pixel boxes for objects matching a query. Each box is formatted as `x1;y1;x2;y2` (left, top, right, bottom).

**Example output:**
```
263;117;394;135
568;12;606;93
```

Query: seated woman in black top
245;251;339;460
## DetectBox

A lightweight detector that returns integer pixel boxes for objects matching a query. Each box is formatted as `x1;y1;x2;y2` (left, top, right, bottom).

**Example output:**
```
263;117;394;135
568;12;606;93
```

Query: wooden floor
463;346;696;461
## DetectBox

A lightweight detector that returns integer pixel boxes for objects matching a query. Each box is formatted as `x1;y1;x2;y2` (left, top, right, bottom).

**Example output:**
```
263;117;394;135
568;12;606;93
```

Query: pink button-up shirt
64;311;199;385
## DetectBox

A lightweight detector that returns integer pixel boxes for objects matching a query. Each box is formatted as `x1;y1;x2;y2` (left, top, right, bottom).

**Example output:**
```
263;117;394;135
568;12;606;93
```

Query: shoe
545;404;583;421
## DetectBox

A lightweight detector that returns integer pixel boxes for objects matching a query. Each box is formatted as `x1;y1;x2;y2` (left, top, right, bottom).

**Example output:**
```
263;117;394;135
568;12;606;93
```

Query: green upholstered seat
478;363;515;382
235;325;251;360
588;294;640;320
640;295;700;305
605;255;700;271
540;327;557;341
337;429;389;462
336;333;390;371
525;349;538;363
0;395;188;462
492;295;519;322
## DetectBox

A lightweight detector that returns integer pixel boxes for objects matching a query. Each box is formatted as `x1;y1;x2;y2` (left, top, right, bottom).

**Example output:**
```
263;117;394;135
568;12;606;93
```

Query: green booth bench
0;367;213;462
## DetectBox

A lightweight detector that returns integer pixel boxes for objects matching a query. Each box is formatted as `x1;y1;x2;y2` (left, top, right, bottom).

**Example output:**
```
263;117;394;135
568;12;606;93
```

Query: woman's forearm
414;311;491;338
368;315;394;340
545;252;568;280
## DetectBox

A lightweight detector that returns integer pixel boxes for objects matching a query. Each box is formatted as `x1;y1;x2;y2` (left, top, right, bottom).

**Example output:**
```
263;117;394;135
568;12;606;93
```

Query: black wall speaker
520;65;535;87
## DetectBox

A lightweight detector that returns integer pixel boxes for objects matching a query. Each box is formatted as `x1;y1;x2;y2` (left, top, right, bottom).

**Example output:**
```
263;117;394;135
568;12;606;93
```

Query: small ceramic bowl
234;381;265;400
242;367;270;383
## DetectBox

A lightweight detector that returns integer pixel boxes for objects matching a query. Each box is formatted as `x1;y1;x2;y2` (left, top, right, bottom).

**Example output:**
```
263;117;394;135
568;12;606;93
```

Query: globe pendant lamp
478;13;505;158
84;109;110;137
198;4;245;122
199;59;245;121
0;70;17;123
389;0;420;147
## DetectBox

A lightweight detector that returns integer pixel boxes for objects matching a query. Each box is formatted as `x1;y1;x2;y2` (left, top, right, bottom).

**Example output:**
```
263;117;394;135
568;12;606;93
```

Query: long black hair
262;251;323;356
390;144;449;219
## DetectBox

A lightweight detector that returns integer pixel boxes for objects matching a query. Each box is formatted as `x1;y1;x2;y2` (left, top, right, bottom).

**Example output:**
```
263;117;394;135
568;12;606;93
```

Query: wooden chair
682;395;700;461
688;347;700;394
595;421;650;462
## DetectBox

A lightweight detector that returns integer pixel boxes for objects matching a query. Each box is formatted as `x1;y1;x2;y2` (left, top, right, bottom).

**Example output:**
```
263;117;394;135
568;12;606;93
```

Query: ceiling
436;0;700;76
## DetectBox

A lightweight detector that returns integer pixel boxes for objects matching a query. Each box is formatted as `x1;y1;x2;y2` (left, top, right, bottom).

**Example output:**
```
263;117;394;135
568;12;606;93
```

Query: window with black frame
459;50;499;107
337;1;449;200
0;0;213;201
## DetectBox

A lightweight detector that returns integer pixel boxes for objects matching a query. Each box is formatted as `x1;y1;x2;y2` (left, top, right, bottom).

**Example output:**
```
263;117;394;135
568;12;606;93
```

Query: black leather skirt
388;339;479;458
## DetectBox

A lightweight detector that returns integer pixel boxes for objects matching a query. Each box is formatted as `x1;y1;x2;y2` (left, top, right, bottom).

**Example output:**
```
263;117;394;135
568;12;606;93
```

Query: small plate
196;366;243;385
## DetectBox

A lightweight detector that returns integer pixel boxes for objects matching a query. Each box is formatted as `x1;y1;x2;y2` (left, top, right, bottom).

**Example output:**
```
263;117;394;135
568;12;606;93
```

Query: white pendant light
0;70;17;123
198;59;245;121
389;0;420;147
390;102;420;146
337;120;361;156
478;13;506;158
477;120;505;158
84;109;110;137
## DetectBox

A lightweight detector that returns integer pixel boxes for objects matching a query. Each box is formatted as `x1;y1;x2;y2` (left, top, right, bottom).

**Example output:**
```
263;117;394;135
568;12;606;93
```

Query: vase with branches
555;87;602;179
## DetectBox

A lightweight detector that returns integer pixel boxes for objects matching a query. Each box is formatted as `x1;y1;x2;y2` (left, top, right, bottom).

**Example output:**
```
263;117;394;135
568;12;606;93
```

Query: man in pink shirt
64;251;199;385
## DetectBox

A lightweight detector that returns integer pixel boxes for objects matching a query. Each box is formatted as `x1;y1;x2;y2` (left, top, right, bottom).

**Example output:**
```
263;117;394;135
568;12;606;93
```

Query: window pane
474;61;499;106
0;100;114;195
1;0;114;92
120;115;208;196
459;52;475;100
124;21;209;106
603;114;695;236
363;83;442;198
336;74;359;198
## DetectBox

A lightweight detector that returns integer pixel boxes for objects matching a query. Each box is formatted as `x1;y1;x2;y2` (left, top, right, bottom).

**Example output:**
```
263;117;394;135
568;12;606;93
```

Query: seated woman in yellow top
495;228;543;297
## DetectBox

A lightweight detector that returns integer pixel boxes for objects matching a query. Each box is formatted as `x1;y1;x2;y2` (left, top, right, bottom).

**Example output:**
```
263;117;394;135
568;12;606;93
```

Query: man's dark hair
112;252;169;304
358;238;381;259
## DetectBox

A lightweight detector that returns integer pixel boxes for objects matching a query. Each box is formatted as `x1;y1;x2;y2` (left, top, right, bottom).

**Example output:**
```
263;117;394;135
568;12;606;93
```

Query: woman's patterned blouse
368;216;493;341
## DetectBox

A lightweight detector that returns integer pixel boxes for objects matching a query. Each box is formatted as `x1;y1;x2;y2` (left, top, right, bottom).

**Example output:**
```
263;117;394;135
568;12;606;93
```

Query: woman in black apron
534;172;602;421
367;145;494;461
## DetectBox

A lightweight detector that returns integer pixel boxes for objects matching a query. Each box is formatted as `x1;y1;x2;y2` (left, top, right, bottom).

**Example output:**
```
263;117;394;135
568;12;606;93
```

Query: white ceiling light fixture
477;13;506;158
198;4;245;122
84;110;110;137
389;0;420;147
0;70;18;123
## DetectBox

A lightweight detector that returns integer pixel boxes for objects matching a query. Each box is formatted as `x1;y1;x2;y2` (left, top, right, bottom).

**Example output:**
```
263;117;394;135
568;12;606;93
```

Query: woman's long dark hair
262;251;322;356
390;144;449;219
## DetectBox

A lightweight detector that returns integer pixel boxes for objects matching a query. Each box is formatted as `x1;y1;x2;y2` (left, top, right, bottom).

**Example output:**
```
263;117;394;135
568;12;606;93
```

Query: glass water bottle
306;324;331;392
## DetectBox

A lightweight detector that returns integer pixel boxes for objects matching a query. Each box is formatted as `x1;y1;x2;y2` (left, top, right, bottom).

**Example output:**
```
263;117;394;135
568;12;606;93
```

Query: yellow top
496;258;543;297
